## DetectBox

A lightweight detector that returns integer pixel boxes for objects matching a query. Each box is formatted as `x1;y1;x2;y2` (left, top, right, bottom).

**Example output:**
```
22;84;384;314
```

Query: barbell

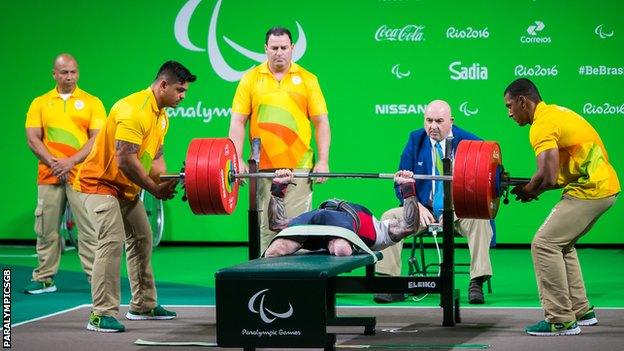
161;138;530;219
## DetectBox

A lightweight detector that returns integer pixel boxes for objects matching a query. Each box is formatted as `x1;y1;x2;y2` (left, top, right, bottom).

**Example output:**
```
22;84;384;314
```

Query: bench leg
324;333;336;351
454;288;462;323
328;316;376;335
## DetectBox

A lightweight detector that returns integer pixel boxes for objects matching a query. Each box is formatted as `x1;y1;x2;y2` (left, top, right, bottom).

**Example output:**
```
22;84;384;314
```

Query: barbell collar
160;173;184;181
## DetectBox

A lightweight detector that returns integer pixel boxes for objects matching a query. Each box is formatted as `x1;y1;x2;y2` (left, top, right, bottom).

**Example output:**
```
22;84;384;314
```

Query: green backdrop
2;0;622;243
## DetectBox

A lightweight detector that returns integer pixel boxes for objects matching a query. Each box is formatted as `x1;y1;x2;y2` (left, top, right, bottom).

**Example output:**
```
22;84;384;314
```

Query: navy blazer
394;125;481;207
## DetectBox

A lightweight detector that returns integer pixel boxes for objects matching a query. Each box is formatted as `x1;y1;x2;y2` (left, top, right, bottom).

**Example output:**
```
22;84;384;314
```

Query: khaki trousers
32;184;97;282
375;207;493;279
82;193;156;317
533;194;617;323
258;170;313;253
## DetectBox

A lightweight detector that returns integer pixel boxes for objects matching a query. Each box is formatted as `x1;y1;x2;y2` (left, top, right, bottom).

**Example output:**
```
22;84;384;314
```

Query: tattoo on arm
115;140;140;155
268;194;292;231
387;196;418;242
154;146;163;159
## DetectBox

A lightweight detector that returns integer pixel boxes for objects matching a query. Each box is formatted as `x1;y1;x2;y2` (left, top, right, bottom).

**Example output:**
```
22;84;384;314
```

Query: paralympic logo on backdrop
375;24;425;41
459;102;479;116
521;21;551;44
449;61;488;80
174;0;308;82
391;64;411;79
247;289;294;324
594;24;614;39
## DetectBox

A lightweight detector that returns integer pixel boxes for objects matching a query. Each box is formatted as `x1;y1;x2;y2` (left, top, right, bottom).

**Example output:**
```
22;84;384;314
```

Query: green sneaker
87;312;125;332
125;305;177;320
525;320;580;336
578;306;598;326
23;280;57;294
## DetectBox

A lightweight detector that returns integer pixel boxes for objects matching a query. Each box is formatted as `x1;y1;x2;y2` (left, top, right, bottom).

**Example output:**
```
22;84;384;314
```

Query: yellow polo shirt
232;61;327;170
74;87;168;200
530;102;620;199
25;86;106;185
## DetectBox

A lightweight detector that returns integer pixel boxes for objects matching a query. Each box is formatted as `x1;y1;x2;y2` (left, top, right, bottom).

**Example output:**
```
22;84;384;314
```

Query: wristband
271;182;289;198
400;182;417;199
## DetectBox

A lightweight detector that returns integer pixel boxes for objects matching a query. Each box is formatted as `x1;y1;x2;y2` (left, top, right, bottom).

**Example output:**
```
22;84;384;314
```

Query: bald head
54;53;77;68
53;53;79;94
424;99;453;141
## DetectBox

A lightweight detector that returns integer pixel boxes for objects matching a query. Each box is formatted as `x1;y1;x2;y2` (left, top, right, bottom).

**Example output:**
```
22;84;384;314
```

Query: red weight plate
196;138;215;214
474;142;502;219
473;141;492;219
452;140;472;218
184;139;203;214
208;139;227;214
461;141;483;219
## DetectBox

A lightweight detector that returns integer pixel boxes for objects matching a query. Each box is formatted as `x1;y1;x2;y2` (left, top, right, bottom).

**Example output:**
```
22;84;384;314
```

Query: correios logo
449;61;488;80
521;21;551;43
526;21;545;35
391;64;411;79
174;0;307;82
595;24;614;39
459;102;478;116
375;25;425;41
247;289;294;324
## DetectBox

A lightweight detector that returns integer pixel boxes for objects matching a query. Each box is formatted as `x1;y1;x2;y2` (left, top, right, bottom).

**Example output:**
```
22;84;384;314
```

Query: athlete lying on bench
265;169;420;257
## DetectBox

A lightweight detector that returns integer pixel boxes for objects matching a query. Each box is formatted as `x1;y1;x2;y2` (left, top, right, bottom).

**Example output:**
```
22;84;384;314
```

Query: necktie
433;142;444;218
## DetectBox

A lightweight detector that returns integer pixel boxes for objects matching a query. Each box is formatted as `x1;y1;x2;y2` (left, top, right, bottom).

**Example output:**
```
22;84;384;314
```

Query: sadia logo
375;25;425;42
521;21;551;44
459;102;479;116
247;289;294;324
391;64;411;79
595;24;614;39
174;0;307;82
449;61;488;80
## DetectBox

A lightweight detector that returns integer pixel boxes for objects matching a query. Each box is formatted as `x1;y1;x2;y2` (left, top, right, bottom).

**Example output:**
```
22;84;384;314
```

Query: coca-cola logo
375;25;425;42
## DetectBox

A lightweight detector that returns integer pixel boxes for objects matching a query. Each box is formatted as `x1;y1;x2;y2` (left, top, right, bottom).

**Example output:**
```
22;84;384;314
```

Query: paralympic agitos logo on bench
247;289;294;324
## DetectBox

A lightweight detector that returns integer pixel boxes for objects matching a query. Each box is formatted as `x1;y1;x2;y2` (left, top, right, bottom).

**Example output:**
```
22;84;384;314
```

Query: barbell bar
161;171;529;185
162;138;530;218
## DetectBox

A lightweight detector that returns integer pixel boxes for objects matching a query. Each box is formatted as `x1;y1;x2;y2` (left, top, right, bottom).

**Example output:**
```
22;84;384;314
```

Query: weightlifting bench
215;252;381;351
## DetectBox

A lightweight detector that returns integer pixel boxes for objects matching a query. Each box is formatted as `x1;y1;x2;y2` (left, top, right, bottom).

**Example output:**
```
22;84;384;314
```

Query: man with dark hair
74;60;196;332
265;26;292;44
264;169;420;257
24;53;106;294
229;26;331;253
503;78;619;336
